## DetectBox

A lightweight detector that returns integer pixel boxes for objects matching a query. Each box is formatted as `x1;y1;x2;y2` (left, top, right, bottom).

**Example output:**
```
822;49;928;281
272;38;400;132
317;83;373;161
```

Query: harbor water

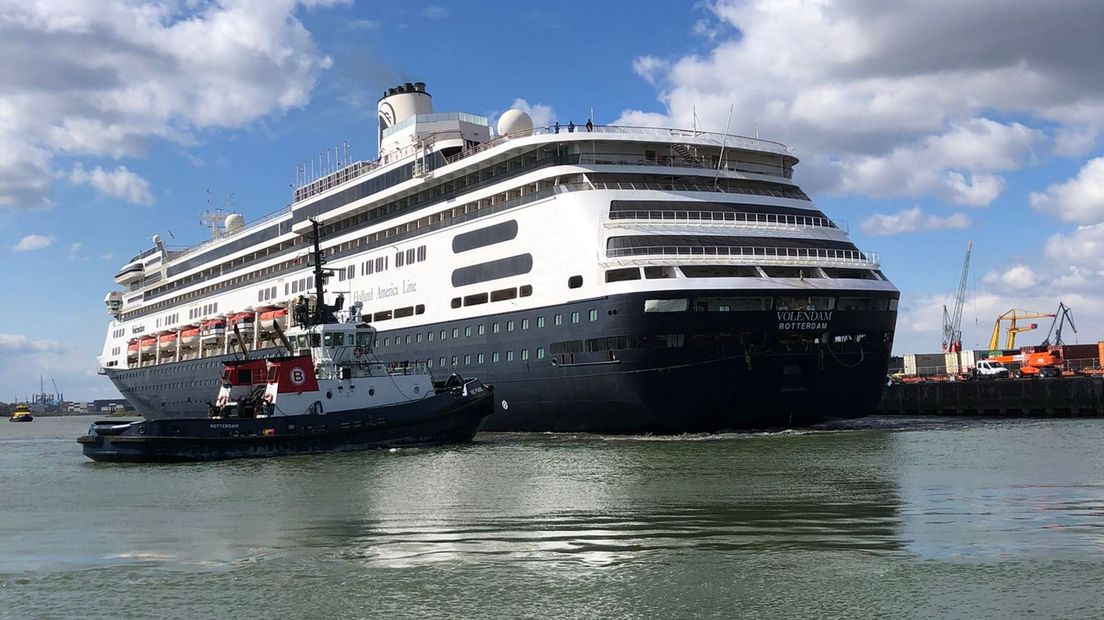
3;416;1104;618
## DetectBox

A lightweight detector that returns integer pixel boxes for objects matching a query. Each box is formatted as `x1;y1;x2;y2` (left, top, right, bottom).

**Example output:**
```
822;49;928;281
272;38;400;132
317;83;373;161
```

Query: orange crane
988;309;1056;351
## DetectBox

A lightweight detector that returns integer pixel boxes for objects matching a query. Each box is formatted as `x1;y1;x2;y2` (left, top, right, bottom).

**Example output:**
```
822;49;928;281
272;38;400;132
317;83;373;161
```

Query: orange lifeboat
258;306;288;332
232;311;255;328
139;336;157;353
158;331;178;350
180;325;201;346
201;317;226;340
127;339;140;355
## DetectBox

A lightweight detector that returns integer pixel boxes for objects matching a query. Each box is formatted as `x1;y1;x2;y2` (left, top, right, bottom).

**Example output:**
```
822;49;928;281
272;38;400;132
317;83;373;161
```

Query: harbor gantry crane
988;309;1056;351
942;241;972;353
1041;302;1077;347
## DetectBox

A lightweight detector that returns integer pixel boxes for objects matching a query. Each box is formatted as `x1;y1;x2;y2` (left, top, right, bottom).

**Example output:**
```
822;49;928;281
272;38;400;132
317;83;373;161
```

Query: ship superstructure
100;81;898;432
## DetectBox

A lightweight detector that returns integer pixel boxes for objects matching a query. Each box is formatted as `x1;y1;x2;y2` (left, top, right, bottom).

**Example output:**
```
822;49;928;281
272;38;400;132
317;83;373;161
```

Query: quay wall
878;376;1104;417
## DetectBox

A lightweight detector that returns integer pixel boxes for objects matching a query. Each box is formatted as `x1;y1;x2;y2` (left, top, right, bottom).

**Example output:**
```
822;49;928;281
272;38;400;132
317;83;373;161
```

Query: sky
1;0;1103;401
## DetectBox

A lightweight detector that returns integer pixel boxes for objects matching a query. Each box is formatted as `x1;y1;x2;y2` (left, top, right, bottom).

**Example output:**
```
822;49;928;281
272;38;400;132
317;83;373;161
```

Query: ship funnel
377;81;433;153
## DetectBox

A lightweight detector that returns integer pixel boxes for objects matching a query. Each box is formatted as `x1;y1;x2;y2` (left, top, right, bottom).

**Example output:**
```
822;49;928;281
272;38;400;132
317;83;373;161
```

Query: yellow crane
988;309;1056;350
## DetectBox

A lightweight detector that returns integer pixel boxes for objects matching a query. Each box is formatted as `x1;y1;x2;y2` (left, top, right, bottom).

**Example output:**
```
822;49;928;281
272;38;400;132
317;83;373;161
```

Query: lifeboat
201;317;226;340
232;311;255;333
180;325;201;346
139;336;157;354
127;338;140;355
158;331;178;350
258;306;288;332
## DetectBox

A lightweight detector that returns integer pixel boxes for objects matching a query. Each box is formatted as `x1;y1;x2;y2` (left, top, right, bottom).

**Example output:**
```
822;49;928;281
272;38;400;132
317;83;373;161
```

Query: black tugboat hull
78;385;492;462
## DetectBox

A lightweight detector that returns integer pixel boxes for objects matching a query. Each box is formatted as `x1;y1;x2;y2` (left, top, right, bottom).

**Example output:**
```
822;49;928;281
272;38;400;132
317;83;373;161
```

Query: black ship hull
105;289;897;433
79;382;493;462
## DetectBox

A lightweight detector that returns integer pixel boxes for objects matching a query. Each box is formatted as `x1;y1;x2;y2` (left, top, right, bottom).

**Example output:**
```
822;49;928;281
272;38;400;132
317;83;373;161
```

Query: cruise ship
100;81;898;433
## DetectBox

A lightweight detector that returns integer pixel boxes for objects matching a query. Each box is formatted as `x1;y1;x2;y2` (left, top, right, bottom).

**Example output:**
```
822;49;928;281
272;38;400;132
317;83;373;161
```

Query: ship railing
165;204;291;263
442;124;792;165
603;245;879;267
587;180;810;201
574;152;791;178
606;210;843;231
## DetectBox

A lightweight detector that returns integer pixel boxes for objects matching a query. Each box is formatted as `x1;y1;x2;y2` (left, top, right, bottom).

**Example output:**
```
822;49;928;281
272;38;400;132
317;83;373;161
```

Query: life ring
353;346;364;358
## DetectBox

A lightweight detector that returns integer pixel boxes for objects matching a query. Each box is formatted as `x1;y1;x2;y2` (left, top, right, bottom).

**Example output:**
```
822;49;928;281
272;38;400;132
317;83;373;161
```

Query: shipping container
1060;344;1099;360
945;349;989;374
905;353;946;376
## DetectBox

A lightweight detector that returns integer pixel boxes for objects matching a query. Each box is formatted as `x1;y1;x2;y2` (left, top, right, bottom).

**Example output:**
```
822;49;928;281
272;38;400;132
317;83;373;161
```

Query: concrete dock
879;376;1104;417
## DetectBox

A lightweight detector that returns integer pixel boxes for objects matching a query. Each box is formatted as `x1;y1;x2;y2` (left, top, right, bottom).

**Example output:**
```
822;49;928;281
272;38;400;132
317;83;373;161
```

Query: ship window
310;334;321;347
522;349;529;360
357;333;374;347
465;326;472;337
491;287;517;302
427;358;433;368
478;324;485;335
452;328;459;338
394;306;414;319
605;268;641;282
571;312;580;324
520;285;533;297
382;337;389;347
554;314;562;326
405;334;411;344
451;297;462;309
822;268;878;280
417;333;422;343
537;347;545;359
695;297;773;311
643;266;677;279
463;293;488;306
521;319;529;330
506;350;513;362
451;355;458;366
491;352;499;363
493;322;500;334
440;357;446;367
333;333;345;346
406;249;415;264
889;299;899;311
644;299;688;313
568;275;583;289
507;320;514;332
777;296;834;311
415;304;425;315
395;251;404;267
838;297;889;311
373;310;392;321
464;354;471;365
537;317;544;328
680;265;760;278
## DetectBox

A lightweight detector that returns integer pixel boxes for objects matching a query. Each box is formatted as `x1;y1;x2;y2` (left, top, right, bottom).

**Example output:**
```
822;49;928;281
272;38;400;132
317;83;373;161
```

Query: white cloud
0;0;342;207
13;234;53;252
506;98;556;131
982;264;1039;291
1030;157;1104;224
1043;223;1104;276
68;164;154;205
0;333;66;354
859;206;970;235
618;0;1104;204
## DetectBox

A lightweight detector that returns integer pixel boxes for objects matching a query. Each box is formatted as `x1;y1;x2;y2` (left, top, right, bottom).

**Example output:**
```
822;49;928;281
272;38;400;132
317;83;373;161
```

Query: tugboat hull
79;383;492;462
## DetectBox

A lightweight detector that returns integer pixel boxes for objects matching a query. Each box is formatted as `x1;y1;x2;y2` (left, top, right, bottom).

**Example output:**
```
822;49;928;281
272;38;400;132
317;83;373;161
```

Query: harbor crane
988;309;1056;351
942;241;972;353
1040;302;1077;347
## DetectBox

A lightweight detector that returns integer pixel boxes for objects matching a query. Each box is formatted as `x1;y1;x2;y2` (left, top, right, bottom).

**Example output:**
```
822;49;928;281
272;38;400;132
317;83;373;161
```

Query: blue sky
1;0;1103;400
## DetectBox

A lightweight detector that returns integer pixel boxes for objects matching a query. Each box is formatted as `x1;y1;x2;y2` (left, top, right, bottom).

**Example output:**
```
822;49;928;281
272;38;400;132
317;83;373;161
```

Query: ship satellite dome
497;109;533;137
225;213;245;232
151;234;161;244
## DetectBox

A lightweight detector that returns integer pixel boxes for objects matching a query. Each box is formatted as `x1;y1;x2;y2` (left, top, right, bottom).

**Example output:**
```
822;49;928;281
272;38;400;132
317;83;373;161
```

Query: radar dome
497;109;533;137
225;213;245;232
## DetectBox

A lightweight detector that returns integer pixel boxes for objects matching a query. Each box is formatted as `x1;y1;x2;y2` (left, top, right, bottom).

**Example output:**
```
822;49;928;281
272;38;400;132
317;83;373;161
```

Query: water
3;416;1104;618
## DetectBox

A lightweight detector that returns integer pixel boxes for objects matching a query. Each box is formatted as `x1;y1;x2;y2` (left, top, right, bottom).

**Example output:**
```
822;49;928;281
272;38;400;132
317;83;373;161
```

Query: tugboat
9;404;33;422
78;220;493;462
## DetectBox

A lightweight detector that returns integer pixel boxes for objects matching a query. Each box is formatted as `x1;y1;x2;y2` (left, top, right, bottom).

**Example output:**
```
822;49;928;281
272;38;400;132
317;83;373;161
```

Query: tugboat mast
308;218;328;325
